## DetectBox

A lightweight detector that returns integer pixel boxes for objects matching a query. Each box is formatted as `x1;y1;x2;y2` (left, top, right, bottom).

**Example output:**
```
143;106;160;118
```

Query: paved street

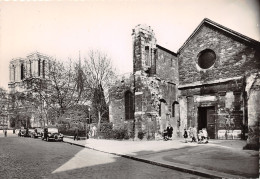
0;134;204;179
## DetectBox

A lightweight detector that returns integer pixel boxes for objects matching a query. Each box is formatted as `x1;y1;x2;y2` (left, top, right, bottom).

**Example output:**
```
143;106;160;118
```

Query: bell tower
132;24;157;75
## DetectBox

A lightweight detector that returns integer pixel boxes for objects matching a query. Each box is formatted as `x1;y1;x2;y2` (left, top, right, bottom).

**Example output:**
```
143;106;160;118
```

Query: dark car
30;128;43;138
18;129;26;137
41;127;63;142
24;128;34;137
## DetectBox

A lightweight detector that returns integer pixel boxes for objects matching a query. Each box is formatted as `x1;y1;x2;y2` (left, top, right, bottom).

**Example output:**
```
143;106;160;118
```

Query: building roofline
26;51;51;59
156;44;177;56
177;18;260;54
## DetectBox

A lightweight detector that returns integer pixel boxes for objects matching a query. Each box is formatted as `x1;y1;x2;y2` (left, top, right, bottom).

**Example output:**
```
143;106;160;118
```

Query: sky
0;0;259;91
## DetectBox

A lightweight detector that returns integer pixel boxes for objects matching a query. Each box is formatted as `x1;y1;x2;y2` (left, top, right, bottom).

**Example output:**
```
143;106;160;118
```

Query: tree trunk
97;110;101;137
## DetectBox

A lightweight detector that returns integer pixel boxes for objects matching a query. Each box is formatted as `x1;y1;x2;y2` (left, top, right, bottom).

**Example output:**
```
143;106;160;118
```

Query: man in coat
166;124;173;139
74;127;79;141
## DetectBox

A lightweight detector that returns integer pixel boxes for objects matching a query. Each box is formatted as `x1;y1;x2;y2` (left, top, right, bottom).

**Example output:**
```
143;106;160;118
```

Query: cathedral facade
9;52;51;93
8;52;51;128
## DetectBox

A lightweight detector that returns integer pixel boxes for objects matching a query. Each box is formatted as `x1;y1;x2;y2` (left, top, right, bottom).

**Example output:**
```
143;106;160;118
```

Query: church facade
109;18;260;145
8;52;51;128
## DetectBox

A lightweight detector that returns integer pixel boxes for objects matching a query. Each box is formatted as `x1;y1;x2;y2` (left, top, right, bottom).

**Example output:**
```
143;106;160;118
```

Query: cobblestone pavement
0;136;205;179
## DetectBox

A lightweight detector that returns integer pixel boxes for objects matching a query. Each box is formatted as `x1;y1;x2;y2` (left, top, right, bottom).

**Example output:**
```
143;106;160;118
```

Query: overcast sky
0;0;259;90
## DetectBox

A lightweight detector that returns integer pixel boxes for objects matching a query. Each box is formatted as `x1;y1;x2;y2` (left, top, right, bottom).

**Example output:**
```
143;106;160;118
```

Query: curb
63;139;244;178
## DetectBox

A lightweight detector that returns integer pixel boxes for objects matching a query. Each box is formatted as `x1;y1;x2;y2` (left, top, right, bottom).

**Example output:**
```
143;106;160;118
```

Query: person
13;128;15;134
191;126;197;142
25;128;29;137
197;130;203;143
44;128;48;139
163;129;168;141
18;129;21;137
86;125;90;139
166;124;173;139
74;127;79;141
92;126;97;138
4;129;7;137
202;128;209;143
183;128;188;143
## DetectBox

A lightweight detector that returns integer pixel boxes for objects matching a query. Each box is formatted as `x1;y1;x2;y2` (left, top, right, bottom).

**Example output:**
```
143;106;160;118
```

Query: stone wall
179;24;260;86
246;73;260;147
178;23;259;140
179;79;245;139
156;46;178;84
108;74;134;131
131;24;179;140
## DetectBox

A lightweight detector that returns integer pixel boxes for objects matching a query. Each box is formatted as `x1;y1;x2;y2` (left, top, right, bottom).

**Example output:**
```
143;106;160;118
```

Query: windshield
48;128;58;133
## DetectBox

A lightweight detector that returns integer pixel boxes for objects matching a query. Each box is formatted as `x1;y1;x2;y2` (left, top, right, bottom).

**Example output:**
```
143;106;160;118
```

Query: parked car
41;127;63;142
24;128;34;137
30;128;43;138
18;129;26;137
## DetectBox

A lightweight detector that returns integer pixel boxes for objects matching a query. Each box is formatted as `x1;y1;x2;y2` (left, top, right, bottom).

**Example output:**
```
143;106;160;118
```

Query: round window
197;49;216;69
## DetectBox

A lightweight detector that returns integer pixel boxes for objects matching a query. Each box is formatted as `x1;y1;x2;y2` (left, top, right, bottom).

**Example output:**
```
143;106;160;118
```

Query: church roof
156;44;177;56
177;18;260;54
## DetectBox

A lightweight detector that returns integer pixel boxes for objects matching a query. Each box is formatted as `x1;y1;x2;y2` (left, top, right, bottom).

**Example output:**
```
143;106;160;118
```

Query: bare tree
7;91;35;128
0;88;8;128
81;50;117;130
23;59;87;126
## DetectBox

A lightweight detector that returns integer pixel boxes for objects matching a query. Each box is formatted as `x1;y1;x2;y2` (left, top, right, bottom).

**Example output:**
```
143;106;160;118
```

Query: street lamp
86;107;91;139
88;107;90;124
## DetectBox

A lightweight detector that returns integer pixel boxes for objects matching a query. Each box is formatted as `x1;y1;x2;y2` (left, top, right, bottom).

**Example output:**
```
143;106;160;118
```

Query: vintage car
18;129;26;137
30;128;43;138
24;128;34;137
41;127;63;142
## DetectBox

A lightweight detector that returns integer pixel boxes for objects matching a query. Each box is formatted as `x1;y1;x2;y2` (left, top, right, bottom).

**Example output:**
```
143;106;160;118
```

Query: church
8;52;51;128
8;19;260;146
108;18;260;146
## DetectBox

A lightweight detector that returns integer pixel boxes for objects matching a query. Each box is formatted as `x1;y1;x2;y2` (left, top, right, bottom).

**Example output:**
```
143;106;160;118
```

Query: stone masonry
109;19;260;145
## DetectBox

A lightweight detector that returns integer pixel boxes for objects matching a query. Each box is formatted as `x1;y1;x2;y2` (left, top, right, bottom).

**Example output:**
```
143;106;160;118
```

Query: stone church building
109;18;260;145
8;52;51;128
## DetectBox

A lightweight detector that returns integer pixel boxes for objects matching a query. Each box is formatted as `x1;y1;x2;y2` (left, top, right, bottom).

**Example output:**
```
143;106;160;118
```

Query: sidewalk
63;137;259;178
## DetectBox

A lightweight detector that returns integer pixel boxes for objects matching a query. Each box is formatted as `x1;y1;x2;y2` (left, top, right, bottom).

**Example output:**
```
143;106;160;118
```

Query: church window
38;59;41;76
42;60;45;78
125;91;134;120
29;60;32;76
172;101;179;117
197;49;216;69
13;65;15;81
145;46;150;66
21;63;24;80
159;99;166;117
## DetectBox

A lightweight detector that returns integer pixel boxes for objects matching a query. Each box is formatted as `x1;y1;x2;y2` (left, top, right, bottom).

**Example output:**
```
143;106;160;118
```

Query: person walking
74;127;79;141
191;126;197;142
4;129;7;137
166;124;173;139
183;128;188;143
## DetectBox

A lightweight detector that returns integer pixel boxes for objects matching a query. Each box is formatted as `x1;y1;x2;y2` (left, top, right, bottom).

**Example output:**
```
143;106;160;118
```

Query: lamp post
86;107;90;139
88;107;90;124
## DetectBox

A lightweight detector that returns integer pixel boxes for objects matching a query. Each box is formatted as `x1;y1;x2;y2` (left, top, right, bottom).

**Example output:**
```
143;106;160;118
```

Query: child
197;130;203;143
202;128;209;143
183;128;188;143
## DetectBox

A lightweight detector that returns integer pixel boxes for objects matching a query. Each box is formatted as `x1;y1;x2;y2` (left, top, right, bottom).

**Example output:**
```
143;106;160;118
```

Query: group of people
183;127;209;144
73;125;98;141
163;124;173;141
